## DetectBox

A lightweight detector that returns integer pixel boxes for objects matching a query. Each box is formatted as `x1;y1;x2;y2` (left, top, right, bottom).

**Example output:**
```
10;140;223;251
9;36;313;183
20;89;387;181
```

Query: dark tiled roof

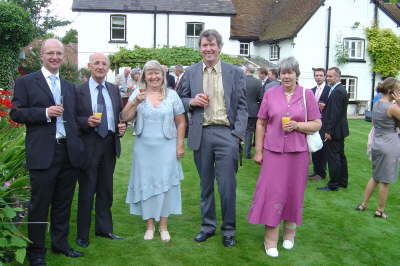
377;0;400;26
231;0;324;42
72;0;236;15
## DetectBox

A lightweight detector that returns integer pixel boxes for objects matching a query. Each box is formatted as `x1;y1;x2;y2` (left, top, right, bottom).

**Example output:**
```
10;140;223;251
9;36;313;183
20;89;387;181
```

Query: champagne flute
56;95;67;123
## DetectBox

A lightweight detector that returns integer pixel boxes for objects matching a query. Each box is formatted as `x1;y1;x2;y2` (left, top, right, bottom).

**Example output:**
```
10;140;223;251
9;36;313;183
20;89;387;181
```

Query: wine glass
57;95;66;123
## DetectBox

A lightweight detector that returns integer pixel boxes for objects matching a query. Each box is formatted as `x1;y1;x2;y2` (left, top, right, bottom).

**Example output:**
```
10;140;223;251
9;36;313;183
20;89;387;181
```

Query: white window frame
270;44;280;61
110;15;126;42
341;76;357;101
186;22;204;50
239;42;250;56
343;38;365;60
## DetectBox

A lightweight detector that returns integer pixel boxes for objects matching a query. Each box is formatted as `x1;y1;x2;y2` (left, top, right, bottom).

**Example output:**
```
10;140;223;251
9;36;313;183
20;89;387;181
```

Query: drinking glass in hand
93;103;103;119
57;96;67;123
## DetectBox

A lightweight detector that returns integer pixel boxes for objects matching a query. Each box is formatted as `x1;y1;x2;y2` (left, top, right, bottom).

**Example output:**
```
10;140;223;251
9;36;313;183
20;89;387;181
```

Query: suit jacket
263;80;280;93
166;73;176;89
175;73;185;97
245;75;263;117
75;81;123;158
311;84;330;105
10;70;85;170
180;61;248;150
322;83;349;139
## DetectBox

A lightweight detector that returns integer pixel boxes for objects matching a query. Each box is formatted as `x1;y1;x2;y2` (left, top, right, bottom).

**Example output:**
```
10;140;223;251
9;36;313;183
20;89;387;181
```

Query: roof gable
231;0;324;42
376;0;400;26
72;0;236;16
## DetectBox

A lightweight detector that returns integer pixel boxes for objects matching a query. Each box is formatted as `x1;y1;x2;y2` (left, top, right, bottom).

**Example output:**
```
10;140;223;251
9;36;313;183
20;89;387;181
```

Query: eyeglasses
44;51;63;57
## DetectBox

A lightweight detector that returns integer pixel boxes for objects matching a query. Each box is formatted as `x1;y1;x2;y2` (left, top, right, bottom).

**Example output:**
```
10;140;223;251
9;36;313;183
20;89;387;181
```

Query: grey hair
174;64;184;73
198;29;223;49
140;60;168;99
279;57;301;77
88;52;110;65
245;64;256;74
328;67;341;78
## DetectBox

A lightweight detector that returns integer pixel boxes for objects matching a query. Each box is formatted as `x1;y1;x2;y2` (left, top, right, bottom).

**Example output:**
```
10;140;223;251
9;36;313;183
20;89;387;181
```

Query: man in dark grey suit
317;67;349;191
75;53;126;248
180;29;247;247
244;65;263;159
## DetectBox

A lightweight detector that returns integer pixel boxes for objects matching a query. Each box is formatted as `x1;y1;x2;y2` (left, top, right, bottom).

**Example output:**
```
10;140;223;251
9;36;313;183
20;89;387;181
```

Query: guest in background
258;67;270;91
162;65;176;89
174;64;185;93
127;68;141;96
317;67;349;191
244;65;263;159
75;53;126;248
115;66;131;107
263;68;280;92
309;68;330;181
248;57;321;257
123;60;186;242
355;78;400;219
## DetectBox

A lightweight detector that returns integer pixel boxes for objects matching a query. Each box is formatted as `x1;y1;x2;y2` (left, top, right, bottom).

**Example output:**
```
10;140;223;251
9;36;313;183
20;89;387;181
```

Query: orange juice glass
282;116;291;128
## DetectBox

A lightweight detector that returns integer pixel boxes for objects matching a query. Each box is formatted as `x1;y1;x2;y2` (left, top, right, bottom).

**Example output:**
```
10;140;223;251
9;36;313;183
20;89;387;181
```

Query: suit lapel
105;82;118;125
194;62;203;95
80;82;93;114
35;71;55;104
221;62;232;112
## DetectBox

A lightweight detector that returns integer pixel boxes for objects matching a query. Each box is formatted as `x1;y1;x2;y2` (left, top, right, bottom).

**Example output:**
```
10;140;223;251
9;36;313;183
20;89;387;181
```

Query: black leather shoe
52;248;84;258
194;231;215;242
95;232;124;240
29;257;46;266
317;186;338;191
223;236;236;247
76;238;89;248
339;184;348;188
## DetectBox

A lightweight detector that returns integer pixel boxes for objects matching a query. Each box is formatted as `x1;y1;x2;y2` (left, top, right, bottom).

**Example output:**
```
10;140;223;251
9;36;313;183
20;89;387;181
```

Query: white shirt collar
41;66;59;79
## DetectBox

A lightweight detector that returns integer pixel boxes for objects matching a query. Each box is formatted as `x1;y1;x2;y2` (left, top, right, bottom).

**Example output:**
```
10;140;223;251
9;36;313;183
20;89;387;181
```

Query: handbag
302;88;323;152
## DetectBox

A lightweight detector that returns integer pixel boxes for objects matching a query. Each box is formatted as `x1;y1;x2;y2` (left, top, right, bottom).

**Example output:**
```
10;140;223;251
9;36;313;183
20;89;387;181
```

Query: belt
56;138;67;144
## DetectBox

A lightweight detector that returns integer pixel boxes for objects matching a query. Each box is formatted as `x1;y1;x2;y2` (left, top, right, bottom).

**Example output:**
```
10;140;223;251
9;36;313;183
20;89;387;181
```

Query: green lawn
26;120;400;265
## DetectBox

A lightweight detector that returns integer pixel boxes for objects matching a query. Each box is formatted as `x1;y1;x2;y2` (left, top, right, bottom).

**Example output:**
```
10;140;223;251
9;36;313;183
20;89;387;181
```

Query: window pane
356;41;362;58
112;17;125;27
112;29;124;40
195;24;203;36
350;42;356;57
186;37;199;50
187;23;194;36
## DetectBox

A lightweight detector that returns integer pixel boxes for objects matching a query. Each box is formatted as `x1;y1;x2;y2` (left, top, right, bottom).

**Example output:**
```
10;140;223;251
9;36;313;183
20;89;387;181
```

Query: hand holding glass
93;103;103;119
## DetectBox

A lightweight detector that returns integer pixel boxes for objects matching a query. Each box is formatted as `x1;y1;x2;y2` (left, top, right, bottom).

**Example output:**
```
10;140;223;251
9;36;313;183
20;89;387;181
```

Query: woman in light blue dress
122;60;186;242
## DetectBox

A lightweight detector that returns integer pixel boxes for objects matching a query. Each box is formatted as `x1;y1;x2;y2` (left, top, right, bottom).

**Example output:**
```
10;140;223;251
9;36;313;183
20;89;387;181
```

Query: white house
72;0;400;115
230;0;400;115
72;0;240;81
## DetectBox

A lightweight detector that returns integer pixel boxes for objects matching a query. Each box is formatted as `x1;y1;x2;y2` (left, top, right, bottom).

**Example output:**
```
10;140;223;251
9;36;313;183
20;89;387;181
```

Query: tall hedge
0;1;34;88
109;46;245;70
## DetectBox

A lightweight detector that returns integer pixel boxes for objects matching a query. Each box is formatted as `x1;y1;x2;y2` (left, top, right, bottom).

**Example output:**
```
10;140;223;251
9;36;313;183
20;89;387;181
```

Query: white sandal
160;230;171;242
144;227;155;240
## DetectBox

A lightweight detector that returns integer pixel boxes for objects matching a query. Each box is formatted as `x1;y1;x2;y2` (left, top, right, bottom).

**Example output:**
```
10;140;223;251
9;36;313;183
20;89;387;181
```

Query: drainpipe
153;6;157;48
370;1;379;111
325;6;331;71
167;13;170;47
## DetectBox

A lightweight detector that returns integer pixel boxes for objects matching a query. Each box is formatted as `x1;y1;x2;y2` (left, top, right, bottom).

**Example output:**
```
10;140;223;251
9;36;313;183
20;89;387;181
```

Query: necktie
48;75;66;137
97;84;108;138
204;68;214;121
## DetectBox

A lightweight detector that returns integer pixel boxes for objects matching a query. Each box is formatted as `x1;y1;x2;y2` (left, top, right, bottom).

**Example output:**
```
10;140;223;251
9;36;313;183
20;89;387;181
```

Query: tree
6;0;70;37
0;1;35;88
62;29;78;44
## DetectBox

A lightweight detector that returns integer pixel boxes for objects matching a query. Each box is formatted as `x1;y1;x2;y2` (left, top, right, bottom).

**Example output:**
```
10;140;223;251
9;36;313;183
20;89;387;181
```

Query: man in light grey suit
180;29;247;247
244;65;263;159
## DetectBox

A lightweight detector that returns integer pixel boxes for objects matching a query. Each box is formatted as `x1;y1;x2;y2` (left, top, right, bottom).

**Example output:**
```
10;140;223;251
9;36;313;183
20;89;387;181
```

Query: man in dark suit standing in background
317;67;349;191
258;67;270;91
244;65;263;159
263;68;280;92
309;68;330;181
11;38;85;266
75;53;126;248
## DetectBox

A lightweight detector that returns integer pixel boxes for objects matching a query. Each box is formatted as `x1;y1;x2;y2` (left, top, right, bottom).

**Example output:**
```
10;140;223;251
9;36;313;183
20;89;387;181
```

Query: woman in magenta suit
248;57;321;257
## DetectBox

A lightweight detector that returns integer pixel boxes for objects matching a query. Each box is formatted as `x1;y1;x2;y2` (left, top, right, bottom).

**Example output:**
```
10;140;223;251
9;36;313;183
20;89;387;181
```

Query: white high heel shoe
282;239;294;250
264;243;279;257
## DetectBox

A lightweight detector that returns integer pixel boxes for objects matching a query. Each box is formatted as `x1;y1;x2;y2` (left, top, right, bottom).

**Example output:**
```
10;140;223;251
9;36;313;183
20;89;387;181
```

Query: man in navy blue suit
309;68;330;181
11;38;85;266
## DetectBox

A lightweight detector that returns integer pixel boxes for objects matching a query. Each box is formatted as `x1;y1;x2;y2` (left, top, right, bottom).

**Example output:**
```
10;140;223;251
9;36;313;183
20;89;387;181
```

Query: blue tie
97;84;108;138
48;75;66;137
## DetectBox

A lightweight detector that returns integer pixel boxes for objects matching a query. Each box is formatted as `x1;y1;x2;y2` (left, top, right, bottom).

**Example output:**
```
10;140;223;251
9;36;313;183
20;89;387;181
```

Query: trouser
193;126;239;237
245;117;257;158
77;133;116;240
27;143;78;259
326;139;348;189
